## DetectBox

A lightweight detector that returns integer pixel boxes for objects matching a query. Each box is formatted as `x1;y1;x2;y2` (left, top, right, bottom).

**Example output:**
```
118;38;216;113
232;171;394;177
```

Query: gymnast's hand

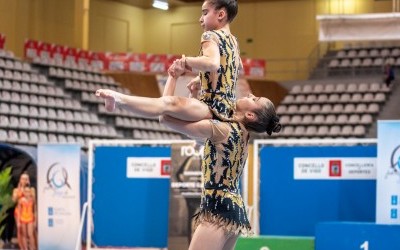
187;76;201;99
95;89;121;112
168;55;186;78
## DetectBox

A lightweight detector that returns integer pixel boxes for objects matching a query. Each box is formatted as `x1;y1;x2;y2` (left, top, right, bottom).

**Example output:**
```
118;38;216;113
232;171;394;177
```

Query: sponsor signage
294;157;376;179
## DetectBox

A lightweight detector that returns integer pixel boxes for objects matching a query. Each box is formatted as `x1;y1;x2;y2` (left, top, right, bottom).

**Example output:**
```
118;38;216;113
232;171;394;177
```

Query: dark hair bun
273;122;282;133
266;116;281;135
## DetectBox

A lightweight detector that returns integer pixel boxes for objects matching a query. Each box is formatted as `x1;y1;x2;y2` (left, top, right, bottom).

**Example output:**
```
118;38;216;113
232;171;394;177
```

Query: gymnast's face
19;174;30;186
199;1;221;31
236;94;268;113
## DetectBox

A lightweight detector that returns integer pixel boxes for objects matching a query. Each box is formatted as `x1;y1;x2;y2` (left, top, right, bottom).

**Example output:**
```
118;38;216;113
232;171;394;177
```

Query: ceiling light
153;0;168;10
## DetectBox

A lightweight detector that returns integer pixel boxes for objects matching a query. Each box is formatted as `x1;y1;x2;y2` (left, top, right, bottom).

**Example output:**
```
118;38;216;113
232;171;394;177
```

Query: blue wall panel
259;145;376;236
92;146;170;248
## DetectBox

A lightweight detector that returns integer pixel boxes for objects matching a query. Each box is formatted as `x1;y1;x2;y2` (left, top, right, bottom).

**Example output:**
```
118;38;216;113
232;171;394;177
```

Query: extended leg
95;89;212;122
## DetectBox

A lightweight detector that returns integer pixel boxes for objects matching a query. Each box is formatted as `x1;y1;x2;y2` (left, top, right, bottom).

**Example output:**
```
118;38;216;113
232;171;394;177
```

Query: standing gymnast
175;0;242;122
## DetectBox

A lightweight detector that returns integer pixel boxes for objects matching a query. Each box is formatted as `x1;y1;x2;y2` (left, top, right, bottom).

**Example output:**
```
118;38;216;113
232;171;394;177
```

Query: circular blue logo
46;162;71;190
390;145;400;173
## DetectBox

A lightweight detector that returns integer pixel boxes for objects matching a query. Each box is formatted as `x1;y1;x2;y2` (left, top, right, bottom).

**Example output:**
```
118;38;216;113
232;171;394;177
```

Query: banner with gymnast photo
377;120;400;224
37;144;81;250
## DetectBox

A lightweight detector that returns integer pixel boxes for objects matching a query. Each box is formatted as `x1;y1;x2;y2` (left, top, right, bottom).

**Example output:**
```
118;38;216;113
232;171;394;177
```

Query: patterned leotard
193;119;252;235
198;30;241;121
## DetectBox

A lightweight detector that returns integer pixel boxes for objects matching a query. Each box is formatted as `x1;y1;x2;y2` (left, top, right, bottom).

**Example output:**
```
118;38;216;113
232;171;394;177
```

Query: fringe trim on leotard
192;209;253;237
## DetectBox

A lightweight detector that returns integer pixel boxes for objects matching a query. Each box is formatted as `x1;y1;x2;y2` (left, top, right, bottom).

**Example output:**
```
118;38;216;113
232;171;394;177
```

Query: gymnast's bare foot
95;89;119;112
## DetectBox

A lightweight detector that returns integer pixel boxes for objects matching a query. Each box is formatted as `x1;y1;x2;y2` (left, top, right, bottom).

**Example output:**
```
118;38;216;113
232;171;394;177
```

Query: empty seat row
0;82;64;97
132;129;182;140
49;66;115;84
329;57;400;68
81;91;103;104
280;113;373;126
0;104;98;122
0;49;15;59
290;82;389;94
0;129;111;147
277;103;380;115
0;68;49;83
277;124;366;138
0;58;32;72
282;92;386;105
0;94;82;110
65;79;126;93
33;56;102;74
0;116;117;137
115;117;171;132
336;48;400;58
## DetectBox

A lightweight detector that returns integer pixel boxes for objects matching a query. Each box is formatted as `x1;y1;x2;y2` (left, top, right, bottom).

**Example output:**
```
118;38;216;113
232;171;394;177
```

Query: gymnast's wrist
185;57;193;71
113;92;123;106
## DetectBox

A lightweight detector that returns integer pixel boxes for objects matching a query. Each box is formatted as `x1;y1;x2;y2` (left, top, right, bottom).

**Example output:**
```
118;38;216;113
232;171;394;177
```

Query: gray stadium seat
19;131;29;144
324;84;335;93
328;94;340;103
340;93;352;103
304;94;316;104
287;105;298;114
356;103;368;113
38;133;49;143
361;58;372;67
351;93;363;103
316;94;328;103
0;115;9;128
341;125;353;136
28;132;39;144
314;114;325;125
291;115;302;124
302;115;313;125
305;126;317;137
374;93;386;103
294;95;306;103
360;114;373;124
354;125;366;136
348;114;360;124
351;58;361;67
302;85;313;94
335;83;346;93
19;117;29;129
358;83;369;93
325;114;337;125
8;130;19;143
329;125;341;137
317;125;329;136
336;51;346;58
0;129;8;142
313;84;324;94
336;114;348;124
368;103;380;113
343;103;356;113
321;104;332;114
38;119;48;131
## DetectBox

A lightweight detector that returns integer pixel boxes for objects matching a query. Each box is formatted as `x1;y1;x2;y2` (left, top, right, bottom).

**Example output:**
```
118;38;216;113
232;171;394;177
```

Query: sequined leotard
198;30;241;121
193;119;252;235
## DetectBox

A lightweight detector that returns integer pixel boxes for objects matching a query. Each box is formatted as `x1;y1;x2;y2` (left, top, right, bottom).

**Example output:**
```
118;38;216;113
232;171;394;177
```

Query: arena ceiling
111;0;297;9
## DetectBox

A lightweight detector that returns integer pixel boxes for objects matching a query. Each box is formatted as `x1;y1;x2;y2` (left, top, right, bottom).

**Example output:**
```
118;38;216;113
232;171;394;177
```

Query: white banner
126;157;171;178
294;157;376;180
38;144;81;250
377;121;400;224
317;13;400;41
